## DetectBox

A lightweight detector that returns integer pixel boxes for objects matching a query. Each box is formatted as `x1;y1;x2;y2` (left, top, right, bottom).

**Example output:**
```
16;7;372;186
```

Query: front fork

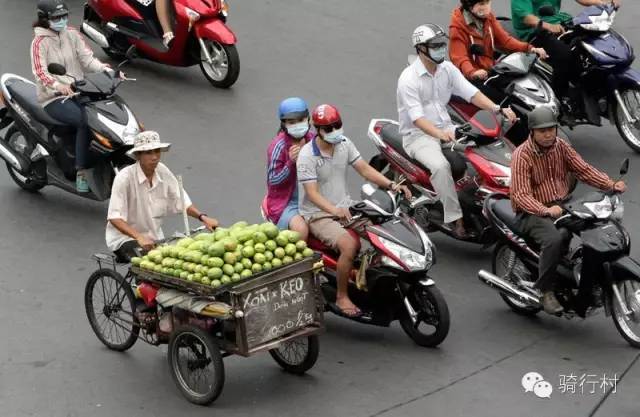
613;89;640;125
399;278;434;325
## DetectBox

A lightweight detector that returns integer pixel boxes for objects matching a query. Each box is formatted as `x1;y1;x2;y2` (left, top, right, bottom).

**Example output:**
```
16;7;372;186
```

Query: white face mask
286;121;309;139
323;128;344;144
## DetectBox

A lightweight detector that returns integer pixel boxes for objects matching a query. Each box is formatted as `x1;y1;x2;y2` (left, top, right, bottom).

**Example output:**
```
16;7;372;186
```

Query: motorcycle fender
615;67;640;88
611;256;640;281
418;277;435;287
194;19;237;45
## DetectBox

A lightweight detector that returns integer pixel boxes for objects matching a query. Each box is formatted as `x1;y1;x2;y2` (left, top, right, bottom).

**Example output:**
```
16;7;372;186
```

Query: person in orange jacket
449;0;547;104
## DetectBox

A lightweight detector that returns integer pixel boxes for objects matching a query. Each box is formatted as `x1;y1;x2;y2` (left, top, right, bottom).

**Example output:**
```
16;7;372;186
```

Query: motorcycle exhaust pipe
0;140;29;173
81;22;109;49
477;269;540;305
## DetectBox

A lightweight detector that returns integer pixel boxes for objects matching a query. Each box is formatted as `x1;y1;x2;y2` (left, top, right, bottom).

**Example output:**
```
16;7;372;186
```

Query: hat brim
126;143;171;157
49;9;69;18
529;122;558;129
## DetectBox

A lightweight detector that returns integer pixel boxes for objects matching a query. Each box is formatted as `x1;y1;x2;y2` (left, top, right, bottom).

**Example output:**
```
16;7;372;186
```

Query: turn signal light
93;131;113;149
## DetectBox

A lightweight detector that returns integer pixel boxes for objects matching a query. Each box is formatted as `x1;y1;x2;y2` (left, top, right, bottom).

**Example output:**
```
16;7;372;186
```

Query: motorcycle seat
379;123;467;181
6;80;65;126
490;198;522;233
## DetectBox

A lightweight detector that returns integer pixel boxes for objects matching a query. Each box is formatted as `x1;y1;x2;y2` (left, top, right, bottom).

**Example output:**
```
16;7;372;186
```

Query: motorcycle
461;49;561;145
478;159;640;348
311;183;450;347
0;61;140;200
82;0;239;88
368;109;513;245
535;3;640;152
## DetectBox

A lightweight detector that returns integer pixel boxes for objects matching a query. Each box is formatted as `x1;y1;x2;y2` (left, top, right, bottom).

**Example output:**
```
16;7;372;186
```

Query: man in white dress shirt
106;131;218;261
397;23;517;238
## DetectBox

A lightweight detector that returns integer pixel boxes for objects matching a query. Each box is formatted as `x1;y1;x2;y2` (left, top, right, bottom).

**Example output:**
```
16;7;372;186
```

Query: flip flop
328;302;363;318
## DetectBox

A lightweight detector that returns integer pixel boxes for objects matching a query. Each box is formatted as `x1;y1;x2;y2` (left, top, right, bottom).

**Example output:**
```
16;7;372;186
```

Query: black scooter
478;159;640;348
0;56;140;200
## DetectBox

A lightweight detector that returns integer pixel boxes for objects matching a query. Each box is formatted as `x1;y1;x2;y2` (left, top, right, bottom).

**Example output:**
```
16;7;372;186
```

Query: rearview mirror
47;63;67;76
470;44;485;57
620;158;629;176
538;5;556;17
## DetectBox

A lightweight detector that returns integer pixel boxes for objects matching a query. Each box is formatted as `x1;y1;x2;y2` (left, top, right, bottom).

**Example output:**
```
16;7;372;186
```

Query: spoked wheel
199;40;240;89
269;335;319;375
84;268;139;351
611;280;640;348
493;243;542;316
399;284;450;347
614;87;640;153
168;325;225;405
4;127;45;192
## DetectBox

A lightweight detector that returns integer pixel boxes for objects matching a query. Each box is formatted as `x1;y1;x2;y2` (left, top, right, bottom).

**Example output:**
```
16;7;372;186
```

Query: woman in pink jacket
264;97;312;240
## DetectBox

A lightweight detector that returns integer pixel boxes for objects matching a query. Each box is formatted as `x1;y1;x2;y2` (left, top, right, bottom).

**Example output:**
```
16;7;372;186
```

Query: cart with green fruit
84;222;324;405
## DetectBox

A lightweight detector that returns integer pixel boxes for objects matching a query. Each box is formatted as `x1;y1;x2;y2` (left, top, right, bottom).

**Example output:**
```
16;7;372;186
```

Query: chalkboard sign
240;273;318;349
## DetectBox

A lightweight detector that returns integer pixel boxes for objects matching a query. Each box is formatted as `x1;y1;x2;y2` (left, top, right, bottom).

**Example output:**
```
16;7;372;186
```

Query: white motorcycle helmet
411;24;449;64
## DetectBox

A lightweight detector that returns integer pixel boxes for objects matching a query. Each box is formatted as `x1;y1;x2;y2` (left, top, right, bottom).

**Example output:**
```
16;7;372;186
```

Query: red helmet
312;104;342;129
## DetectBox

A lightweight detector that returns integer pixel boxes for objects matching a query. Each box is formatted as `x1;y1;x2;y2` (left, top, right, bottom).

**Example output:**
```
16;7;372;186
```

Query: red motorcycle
368;105;514;245
82;0;239;88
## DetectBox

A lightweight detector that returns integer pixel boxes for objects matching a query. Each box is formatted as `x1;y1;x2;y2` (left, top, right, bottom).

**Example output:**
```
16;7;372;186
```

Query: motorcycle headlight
489;162;511;187
377;235;429;271
611;195;625;221
122;126;139;145
220;0;229;16
584;196;613;219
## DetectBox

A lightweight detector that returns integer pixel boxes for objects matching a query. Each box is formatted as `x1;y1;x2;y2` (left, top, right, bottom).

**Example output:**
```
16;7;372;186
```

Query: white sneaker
162;32;174;48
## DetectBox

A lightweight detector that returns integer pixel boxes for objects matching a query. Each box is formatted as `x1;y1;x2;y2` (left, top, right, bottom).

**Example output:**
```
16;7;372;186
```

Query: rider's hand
201;215;219;231
500;107;518;124
544;22;565;35
472;69;489;81
333;207;352;222
397;185;413;200
531;47;549;59
136;235;156;251
613;180;627;193
547;205;564;219
289;144;301;162
54;83;74;96
438;129;456;143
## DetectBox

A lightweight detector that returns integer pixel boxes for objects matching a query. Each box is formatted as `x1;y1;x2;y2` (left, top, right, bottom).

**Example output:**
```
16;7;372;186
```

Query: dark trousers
114;240;142;263
44;98;90;169
530;31;575;97
516;213;568;292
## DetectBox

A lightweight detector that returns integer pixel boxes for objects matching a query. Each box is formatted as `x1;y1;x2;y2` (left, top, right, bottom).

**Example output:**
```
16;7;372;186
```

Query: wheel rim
613;280;640;343
172;332;216;399
495;245;536;309
201;41;229;81
273;338;309;365
90;275;135;346
406;287;440;336
617;90;640;147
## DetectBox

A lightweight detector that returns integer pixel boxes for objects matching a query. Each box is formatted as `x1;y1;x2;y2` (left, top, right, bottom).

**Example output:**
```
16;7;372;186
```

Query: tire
4;127;45;192
399;284;450;347
610;280;640;348
84;268;139;351
168;325;225;405
199;41;240;89
493;243;542;316
613;87;640;153
269;335;319;375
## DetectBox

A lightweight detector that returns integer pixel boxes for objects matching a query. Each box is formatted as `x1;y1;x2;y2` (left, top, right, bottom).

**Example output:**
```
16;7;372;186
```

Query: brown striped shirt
511;138;615;216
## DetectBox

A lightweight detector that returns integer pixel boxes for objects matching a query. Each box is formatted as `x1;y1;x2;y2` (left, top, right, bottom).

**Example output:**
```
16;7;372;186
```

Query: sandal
328;302;363;319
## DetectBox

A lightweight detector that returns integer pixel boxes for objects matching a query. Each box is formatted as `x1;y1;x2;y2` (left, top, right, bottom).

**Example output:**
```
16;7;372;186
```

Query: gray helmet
37;0;69;19
528;106;558;130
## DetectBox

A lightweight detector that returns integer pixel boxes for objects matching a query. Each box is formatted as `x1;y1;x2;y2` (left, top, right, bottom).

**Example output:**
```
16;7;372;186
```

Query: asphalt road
1;1;640;416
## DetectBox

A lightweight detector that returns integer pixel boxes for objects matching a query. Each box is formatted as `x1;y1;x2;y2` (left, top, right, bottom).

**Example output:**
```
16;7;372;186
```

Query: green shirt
511;0;573;40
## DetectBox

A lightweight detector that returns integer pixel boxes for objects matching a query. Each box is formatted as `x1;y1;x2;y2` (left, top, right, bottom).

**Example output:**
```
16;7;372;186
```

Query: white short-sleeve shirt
105;162;192;251
296;137;362;218
397;59;479;136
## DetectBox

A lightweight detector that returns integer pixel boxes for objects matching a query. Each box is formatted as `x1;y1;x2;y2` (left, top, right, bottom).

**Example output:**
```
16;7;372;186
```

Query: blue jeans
45;98;90;169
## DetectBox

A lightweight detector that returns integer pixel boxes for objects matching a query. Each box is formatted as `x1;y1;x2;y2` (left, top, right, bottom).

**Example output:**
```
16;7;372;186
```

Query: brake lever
61;92;80;103
553;213;572;226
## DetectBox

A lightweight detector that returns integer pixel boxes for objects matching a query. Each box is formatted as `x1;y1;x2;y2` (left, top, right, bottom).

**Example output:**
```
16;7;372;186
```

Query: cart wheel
269;335;319;375
84;268;139;351
168;325;225;405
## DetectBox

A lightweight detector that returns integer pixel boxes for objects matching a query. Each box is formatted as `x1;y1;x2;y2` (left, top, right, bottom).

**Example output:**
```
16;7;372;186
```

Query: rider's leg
44;99;90;192
335;232;361;313
288;215;309;242
531;32;573;98
404;132;464;227
156;0;174;46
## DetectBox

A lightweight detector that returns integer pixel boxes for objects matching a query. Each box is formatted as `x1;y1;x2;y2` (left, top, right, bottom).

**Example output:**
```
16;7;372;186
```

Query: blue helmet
278;97;309;121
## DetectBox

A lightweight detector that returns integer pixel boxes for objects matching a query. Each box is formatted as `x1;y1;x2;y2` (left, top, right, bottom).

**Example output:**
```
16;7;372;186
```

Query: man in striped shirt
511;106;626;314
